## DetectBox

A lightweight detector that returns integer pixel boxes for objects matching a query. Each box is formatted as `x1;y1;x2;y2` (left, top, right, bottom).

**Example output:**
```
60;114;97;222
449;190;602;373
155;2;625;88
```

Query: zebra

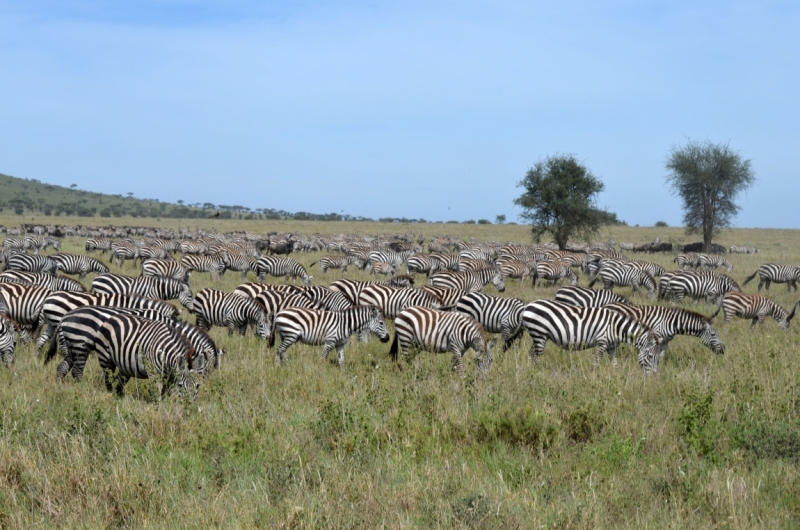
624;260;666;278
458;258;495;273
193;288;271;339
218;251;257;281
533;260;578;288
370;262;396;277
674;253;700;270
604;302;724;358
90;313;199;399
85;237;112;254
359;285;444;319
406;254;440;277
274;306;390;366
587;265;656;299
309;255;363;274
235;282;307;300
711;292;800;329
0;312;17;365
497;259;536;283
729;245;758;254
23;235;60;254
0;271;86;292
555;285;631;307
697;253;733;272
666;271;741;305
2;238;26;251
91;274;194;311
389;306;494;376
180;254;227;279
430;268;505;293
0;283;51;342
430;253;461;273
304;286;353;311
0;247;22;270
5;253;59;275
459;247;496;262
254;256;312;285
179;240;210;255
39;291;181;354
658;271;678;300
111;241;140;268
366;250;414;270
142;259;190;282
455;292;525;351
743;264;800;292
49;253;109;279
521;300;661;373
328;277;415;306
416;286;466;310
618;242;635;251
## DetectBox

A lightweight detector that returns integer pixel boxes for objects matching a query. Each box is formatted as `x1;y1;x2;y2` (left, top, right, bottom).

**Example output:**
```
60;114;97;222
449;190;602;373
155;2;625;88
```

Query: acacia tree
665;140;755;252
514;154;608;249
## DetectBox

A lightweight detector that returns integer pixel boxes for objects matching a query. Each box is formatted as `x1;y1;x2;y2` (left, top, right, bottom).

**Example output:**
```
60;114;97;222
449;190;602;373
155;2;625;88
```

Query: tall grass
0;216;799;528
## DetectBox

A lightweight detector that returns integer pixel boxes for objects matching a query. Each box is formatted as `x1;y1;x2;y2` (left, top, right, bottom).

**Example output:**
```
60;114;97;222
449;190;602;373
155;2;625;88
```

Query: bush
477;219;491;224
654;221;668;227
678;388;719;460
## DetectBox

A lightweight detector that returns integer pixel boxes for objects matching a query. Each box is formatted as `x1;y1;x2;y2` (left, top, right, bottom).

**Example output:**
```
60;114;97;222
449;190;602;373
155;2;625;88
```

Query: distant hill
0;172;412;222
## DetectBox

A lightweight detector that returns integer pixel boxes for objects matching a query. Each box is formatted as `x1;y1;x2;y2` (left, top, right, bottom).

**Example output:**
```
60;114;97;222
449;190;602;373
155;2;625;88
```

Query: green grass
1;217;799;528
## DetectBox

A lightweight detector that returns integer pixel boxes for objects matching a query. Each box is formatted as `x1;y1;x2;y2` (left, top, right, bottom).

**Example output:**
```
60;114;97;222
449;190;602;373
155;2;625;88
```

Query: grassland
1;215;799;528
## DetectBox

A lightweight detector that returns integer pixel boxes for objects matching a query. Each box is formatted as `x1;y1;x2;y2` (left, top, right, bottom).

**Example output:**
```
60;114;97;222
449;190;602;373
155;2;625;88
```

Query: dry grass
1;214;799;528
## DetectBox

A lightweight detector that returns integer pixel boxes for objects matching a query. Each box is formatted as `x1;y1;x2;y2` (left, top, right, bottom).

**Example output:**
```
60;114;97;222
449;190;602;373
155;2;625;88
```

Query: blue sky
1;1;798;226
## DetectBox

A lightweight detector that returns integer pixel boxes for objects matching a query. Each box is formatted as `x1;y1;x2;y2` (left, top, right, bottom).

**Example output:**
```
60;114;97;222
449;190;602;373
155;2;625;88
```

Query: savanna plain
1;214;799;529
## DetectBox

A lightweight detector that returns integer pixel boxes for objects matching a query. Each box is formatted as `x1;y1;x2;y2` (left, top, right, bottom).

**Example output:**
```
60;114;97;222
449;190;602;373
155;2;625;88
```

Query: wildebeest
681;242;726;254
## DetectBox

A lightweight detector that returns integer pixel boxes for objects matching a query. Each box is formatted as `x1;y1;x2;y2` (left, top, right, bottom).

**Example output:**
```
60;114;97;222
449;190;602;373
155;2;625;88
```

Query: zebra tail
710;297;724;320
309;261;318;268
742;270;758;286
44;332;58;365
788;300;800;324
268;331;276;348
388;333;399;361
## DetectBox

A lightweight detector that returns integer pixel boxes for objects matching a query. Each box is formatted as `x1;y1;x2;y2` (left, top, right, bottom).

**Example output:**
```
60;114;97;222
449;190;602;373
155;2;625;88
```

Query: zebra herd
0;226;796;401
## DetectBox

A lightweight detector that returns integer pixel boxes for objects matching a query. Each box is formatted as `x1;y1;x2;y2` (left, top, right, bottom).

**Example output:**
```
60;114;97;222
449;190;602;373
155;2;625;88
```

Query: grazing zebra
254;256;313;285
85;237;112;254
193;289;271;339
658;271;678;300
179;240;210;255
430;254;461;273
624;260;666;278
328;277;414;306
235;282;306;300
2;238;26;251
0;283;51;342
389;306;494;376
111;241;140;268
0;271;85;292
305;286;353;311
366;250;413;270
180;254;227;279
371;262;396;277
219;251;257;281
743;264;800;292
5;254;59;275
39;291;180;354
406;254;440;277
416;286;466;310
430;268;505;293
697;253;733;272
49;253;109;279
618;242;635;251
359;285;444;319
729;245;758;254
0;312;17;365
588;266;656;299
459;247;496;262
497;259;536;283
456;292;525;351
712;292;800;329
667;271;741;305
94;313;199;398
605;303;724;358
142;259;190;282
533;260;578;288
555;285;631;307
674;253;700;270
23;235;60;254
91;274;194;311
274;306;390;366
309;255;363;274
521;300;661;372
458;258;495;273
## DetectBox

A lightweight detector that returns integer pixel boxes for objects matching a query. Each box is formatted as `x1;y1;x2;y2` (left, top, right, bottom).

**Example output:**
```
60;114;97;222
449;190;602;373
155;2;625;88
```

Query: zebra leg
320;341;335;361
527;338;546;362
764;280;771;291
449;345;464;376
116;374;130;397
275;334;298;365
750;317;759;329
607;345;618;367
69;346;91;382
336;343;346;367
36;323;54;352
593;341;608;367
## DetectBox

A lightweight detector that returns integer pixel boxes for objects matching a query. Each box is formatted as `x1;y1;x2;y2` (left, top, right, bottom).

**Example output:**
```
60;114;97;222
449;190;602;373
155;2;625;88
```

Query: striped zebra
417;286;466;310
712;292;800;329
0;271;85;292
274;306;390;366
624;260;666;278
91;274;194;311
533;261;577;288
366;250;414;270
254;256;313;285
389;306;494;376
219;251;258;281
729;245;758;254
618;242;635;251
0;312;17;365
674;253;700;270
179;240;210;255
587;266;656;299
0;283;51;342
743;264;800;292
697;253;733;272
658;271;678;300
555;285;631;307
0;247;21;270
2;238;26;251
327;277;415;306
85;237;112;254
666;271;741;304
235;282;306;300
406;254;440;277
50;253;109;279
458;258;495;273
39;291;180;354
309;255;363;274
430;268;505;293
180;254;227;279
142;259;190;282
456;292;525;351
430;254;461;273
370;262;395;277
359;285;444;319
111;241;140;268
304;286;353;311
521;300;661;372
193;288;271;338
5;254;59;275
92;313;199;399
605;303;724;358
497;259;536;283
23;235;60;254
459;247;496;262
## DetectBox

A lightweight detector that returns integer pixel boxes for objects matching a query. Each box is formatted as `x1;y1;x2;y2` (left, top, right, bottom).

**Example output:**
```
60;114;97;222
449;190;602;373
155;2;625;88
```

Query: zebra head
0;315;17;366
256;310;273;340
179;284;194;312
722;259;733;272
491;269;506;293
779;301;800;330
177;368;200;402
367;307;390;343
634;331;662;374
700;322;724;354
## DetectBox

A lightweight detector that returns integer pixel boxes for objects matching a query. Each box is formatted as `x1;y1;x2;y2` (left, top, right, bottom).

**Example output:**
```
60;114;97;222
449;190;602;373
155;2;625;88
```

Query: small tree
495;214;506;224
514;154;608;249
665;140;755;252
